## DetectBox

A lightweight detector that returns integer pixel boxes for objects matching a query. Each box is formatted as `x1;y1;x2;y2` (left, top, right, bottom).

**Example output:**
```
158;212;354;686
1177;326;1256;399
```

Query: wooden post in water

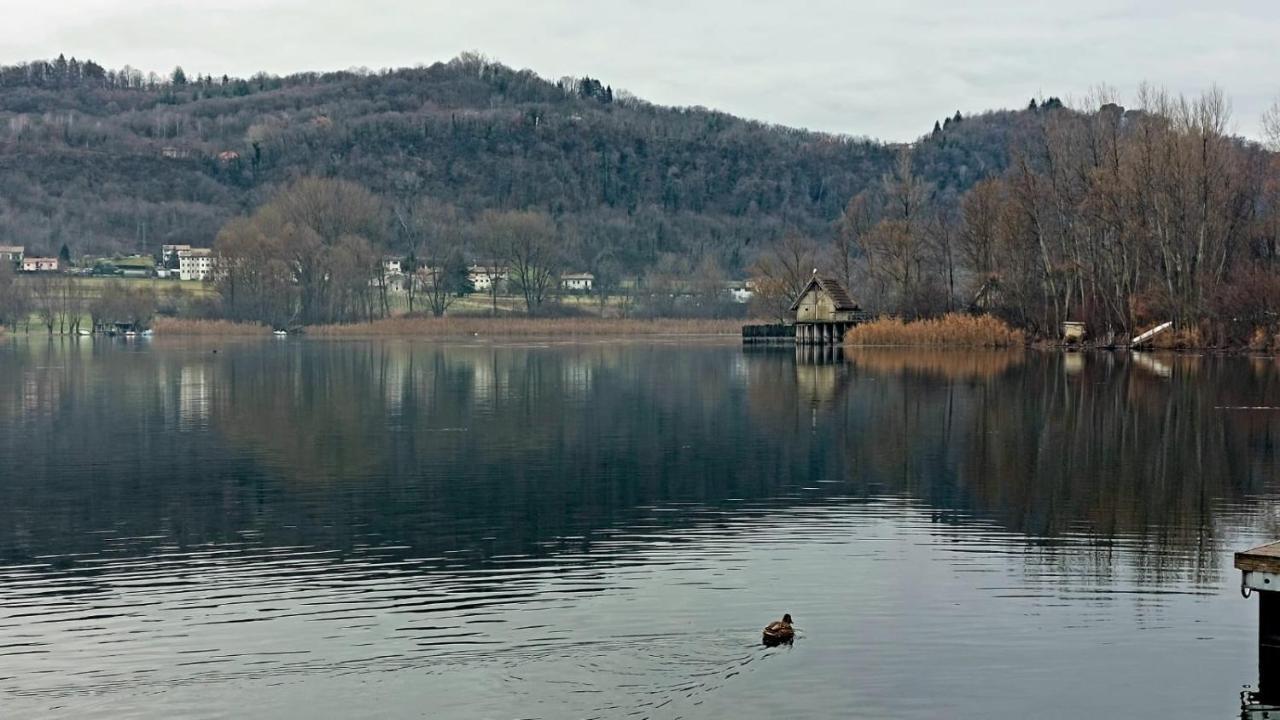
1237;542;1280;707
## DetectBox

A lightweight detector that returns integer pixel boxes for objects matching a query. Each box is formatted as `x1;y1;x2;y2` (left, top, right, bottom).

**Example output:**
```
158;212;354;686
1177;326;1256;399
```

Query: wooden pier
742;323;795;344
1237;542;1280;709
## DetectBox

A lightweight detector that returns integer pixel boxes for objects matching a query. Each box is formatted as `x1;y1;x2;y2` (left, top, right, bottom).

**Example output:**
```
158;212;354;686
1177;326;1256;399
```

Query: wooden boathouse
789;274;869;345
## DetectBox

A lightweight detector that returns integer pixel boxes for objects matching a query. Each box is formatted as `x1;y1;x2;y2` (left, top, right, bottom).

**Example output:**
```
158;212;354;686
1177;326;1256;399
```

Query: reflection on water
0;338;1278;719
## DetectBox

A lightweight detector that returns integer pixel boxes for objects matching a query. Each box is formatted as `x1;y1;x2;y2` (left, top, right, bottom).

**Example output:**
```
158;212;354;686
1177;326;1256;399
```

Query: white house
560;272;594;292
725;279;754;303
382;257;403;276
468;265;508;292
0;245;24;265
178;248;215;281
21;257;59;273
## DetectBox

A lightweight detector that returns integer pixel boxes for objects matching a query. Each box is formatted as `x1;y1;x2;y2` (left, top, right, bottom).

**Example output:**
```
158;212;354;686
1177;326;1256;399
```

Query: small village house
178;248;215;281
560;272;594;292
725;279;754;303
468;265;508;292
382;257;404;276
0;245;24;266
21;257;60;273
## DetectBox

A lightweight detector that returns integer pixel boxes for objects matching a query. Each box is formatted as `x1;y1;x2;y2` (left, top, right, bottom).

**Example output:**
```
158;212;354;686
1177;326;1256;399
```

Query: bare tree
1264;98;1280;151
833;192;874;292
396;199;463;317
0;264;30;331
749;234;820;321
216;178;386;325
482;210;560;315
29;274;59;334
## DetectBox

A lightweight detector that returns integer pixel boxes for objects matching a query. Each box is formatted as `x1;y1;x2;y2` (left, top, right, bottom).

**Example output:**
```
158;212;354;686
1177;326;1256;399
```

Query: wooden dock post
1236;542;1280;708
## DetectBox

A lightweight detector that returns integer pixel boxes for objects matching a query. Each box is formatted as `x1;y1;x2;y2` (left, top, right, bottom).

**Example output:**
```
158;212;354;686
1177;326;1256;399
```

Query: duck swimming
761;613;794;646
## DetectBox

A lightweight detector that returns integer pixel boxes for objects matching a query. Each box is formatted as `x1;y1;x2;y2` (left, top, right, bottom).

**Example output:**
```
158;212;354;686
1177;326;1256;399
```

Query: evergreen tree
53;54;68;85
58;243;71;266
171;66;187;86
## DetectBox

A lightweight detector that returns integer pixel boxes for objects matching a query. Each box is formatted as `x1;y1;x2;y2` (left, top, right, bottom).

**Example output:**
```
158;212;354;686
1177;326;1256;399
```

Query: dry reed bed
306;317;746;337
845;314;1025;348
152;318;273;336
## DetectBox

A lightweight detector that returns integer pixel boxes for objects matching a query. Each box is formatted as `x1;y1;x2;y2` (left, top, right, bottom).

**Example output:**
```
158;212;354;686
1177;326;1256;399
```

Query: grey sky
5;0;1278;141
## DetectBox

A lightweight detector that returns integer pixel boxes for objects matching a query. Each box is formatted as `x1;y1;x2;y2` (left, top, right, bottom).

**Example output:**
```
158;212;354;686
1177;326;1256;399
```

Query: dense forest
0;53;1006;270
1;53;1278;342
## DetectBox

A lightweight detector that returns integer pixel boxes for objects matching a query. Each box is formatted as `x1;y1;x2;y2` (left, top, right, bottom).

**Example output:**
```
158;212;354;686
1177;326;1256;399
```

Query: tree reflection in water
0;339;1277;592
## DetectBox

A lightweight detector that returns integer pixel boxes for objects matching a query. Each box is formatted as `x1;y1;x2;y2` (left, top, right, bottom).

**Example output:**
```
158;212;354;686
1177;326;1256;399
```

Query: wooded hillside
0;53;1009;274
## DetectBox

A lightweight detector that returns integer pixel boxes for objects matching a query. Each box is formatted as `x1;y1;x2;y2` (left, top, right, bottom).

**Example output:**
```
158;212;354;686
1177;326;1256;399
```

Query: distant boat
77;329;91;336
273;330;288;337
141;329;154;337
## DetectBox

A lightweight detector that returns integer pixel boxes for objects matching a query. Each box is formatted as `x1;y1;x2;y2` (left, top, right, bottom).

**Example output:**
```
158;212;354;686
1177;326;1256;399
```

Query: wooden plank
1236;542;1280;573
1132;321;1172;347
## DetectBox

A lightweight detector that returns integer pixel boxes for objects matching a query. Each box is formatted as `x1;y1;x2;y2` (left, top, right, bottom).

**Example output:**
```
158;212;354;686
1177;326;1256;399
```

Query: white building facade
0;246;24;265
560;273;595;292
468;265;508;292
179;248;215;281
21;257;59;272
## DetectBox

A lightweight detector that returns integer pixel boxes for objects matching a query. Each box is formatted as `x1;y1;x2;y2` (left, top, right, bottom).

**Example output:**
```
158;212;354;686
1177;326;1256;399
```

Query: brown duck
761;613;794;646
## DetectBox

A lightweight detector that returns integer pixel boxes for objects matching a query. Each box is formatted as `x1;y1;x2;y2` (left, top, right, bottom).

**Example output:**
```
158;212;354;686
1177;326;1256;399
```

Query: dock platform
1238;542;1280;710
1237;542;1280;590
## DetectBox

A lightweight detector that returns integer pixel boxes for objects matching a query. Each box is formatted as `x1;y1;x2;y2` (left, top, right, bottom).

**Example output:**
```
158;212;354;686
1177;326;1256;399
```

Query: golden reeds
845;313;1025;348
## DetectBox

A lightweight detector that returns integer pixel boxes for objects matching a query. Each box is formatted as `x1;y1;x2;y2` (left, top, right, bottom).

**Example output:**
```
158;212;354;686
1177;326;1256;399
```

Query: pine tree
58;244;71;267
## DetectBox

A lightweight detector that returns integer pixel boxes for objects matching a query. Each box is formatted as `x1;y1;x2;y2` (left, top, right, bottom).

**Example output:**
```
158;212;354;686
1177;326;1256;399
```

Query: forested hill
0;53;1016;272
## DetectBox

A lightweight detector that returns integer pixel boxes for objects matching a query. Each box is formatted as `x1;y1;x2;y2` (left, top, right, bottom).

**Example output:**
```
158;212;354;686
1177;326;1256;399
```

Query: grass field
64;276;216;298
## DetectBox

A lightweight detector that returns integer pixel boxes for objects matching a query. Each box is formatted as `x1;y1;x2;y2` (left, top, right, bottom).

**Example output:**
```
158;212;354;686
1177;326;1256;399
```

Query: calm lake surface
1;338;1279;719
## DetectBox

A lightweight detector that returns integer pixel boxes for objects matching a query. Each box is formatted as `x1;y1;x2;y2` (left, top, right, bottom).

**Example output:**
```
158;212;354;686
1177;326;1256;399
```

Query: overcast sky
4;0;1278;141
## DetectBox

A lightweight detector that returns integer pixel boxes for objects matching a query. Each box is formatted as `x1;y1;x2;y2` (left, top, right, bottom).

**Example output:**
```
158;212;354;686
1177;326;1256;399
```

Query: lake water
1;338;1278;719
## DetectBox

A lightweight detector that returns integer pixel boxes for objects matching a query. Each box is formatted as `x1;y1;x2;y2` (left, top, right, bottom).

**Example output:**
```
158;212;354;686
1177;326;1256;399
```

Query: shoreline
7;317;1276;356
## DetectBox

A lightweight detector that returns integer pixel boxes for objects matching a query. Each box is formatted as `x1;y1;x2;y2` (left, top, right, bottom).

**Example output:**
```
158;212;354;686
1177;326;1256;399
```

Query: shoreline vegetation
0;58;1278;353
307;317;742;337
146;316;744;338
844;314;1026;348
6;314;1274;353
150;318;273;336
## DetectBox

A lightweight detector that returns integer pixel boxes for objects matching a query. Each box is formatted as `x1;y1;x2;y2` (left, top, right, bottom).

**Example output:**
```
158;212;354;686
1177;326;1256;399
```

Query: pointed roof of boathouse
788;274;860;312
